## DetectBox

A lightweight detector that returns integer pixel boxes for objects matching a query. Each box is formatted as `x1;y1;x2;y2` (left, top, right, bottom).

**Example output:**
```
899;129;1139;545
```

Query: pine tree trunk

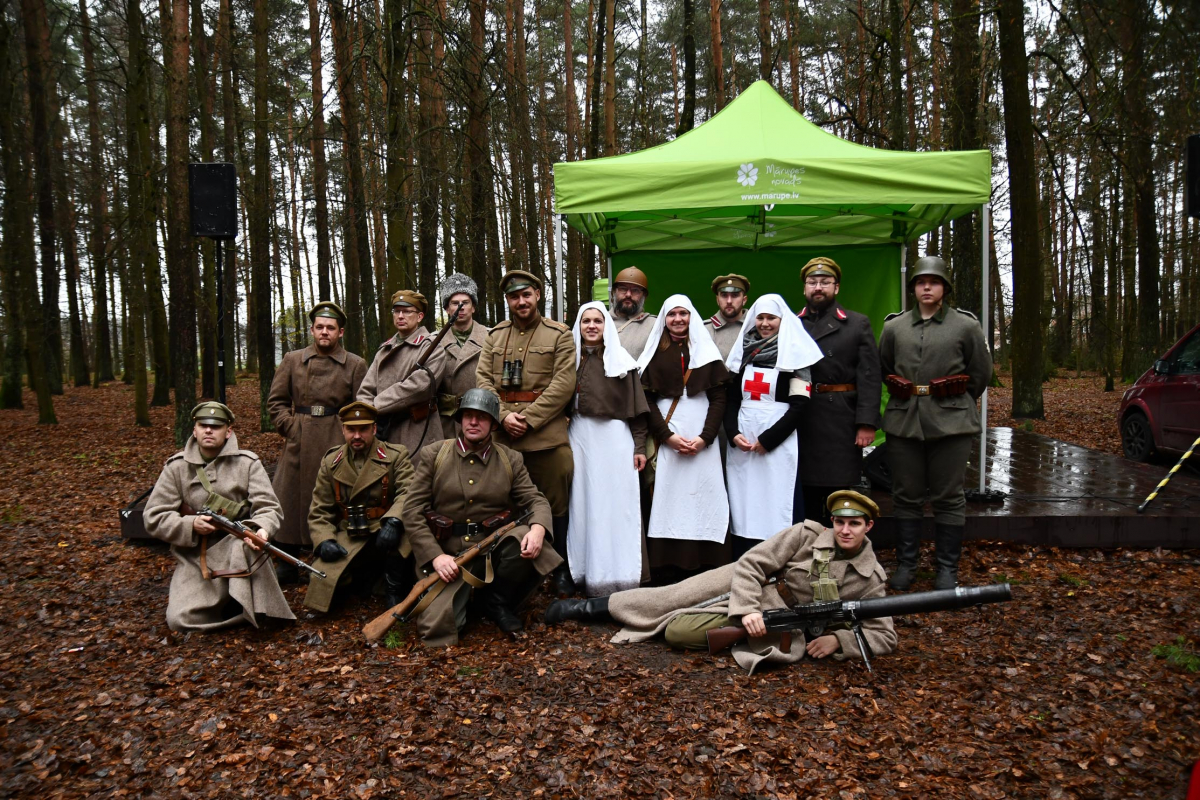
948;0;982;316
52;114;91;388
709;0;724;110
0;19;29;410
758;0;771;81
464;0;490;311
217;0;237;386
308;0;333;302
604;0;616;154
193;0;217;398
384;0;415;313
679;0;696;135
252;0;275;428
126;0;155;419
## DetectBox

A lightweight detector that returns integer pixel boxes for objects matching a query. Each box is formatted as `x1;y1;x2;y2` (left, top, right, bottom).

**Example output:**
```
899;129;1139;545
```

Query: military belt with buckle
913;386;932;396
295;405;330;416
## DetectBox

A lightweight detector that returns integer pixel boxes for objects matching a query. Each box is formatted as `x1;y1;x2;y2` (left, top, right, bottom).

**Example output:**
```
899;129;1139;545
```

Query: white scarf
725;293;824;373
635;294;725;373
572;301;641;378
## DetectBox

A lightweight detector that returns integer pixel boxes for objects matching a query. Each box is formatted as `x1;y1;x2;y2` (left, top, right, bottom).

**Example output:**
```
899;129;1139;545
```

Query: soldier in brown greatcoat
305;402;414;612
267;302;367;582
435;273;490;437
358;289;447;466
143;402;295;632
476;269;578;596
403;389;560;645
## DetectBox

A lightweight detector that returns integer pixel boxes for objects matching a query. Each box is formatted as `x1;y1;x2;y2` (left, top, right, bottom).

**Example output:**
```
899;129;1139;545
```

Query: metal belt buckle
462;522;478;542
915;386;931;396
310;405;327;416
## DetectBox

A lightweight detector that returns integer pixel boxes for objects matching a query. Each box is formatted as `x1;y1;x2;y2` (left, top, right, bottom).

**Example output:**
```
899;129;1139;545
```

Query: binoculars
345;505;371;537
501;359;524;389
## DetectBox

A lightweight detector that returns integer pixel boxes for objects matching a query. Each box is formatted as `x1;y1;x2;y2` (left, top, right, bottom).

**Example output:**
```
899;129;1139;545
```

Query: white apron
727;367;798;540
648;391;730;543
568;415;642;596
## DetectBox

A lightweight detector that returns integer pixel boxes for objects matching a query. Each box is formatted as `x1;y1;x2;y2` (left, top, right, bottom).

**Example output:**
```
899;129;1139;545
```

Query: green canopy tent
551;79;996;491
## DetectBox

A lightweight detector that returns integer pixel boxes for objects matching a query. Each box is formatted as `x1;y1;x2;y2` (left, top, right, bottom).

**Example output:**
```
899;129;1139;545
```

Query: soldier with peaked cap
879;256;992;591
704;274;751;360
795;257;883;525
358;289;447;466
609;266;657;360
305;401;414;612
403;389;560;645
267;301;367;582
546;489;896;674
476;269;578;596
143;402;296;631
436;273;490;438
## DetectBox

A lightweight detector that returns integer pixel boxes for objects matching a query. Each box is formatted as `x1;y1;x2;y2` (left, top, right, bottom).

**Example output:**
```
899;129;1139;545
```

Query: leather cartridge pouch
424;510;455;541
929;374;970;398
883;374;914;401
193;466;247;520
407;400;435;422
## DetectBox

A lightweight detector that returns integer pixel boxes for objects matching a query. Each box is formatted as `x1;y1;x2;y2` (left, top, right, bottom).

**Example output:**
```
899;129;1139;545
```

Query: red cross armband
788;376;812;398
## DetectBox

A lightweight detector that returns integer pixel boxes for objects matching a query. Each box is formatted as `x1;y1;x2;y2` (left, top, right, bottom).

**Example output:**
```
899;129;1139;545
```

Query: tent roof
553;80;991;252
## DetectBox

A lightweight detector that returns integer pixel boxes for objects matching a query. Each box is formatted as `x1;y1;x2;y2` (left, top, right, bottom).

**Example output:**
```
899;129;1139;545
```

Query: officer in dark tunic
795;257;883;524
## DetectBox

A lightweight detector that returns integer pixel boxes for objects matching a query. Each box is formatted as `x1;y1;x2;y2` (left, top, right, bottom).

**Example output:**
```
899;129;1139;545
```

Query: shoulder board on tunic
540;318;570;333
884;311;905;322
490;320;513;332
165;451;187;466
951;307;979;321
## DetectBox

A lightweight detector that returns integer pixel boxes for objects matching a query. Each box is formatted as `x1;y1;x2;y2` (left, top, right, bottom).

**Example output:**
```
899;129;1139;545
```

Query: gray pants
887;434;972;526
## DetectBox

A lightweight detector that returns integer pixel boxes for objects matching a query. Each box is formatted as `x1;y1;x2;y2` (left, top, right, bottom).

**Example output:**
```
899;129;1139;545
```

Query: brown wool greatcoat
304;439;414;611
609;522;896;673
358;327;447;463
267;344;367;546
476;315;576;452
403;439;558;646
437;320;490;435
143;434;295;631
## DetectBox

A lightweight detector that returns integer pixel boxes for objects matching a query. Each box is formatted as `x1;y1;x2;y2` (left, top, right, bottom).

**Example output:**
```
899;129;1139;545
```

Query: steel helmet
455;388;501;424
907;256;953;294
612;266;649;292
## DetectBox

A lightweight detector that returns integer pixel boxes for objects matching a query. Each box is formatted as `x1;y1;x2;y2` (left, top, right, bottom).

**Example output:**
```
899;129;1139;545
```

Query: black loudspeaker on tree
1187;135;1200;220
188;162;238;239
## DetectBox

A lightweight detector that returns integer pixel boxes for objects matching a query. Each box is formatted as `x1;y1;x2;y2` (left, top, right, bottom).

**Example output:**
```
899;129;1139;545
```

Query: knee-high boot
934;523;965;590
550;514;576;597
544;596;610;625
888;518;923;591
382;552;414;609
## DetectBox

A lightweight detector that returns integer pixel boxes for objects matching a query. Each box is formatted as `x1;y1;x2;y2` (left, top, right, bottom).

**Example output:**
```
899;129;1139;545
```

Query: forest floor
1;374;1197;798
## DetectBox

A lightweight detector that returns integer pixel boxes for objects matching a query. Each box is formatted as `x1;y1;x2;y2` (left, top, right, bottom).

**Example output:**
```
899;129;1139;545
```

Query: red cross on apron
743;371;774;401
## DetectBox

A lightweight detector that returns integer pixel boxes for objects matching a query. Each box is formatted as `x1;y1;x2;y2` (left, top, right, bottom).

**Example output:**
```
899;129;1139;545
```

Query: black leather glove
376;517;402;551
315;540;348;561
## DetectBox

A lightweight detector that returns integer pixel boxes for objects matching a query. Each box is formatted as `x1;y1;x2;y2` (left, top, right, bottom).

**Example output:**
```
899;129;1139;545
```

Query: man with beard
358;290;447;466
609;266;656;359
267;302;367;583
795;257;882;525
436;273;490;437
143;402;294;631
404;389;560;644
305;402;414;612
476;270;577;596
704;274;750;360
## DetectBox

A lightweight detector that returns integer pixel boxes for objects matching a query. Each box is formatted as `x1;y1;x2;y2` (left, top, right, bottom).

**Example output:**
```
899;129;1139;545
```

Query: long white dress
647;391;730;544
726;366;798;540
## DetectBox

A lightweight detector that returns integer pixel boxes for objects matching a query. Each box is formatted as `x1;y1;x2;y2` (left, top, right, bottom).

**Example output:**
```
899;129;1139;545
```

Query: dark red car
1119;322;1200;461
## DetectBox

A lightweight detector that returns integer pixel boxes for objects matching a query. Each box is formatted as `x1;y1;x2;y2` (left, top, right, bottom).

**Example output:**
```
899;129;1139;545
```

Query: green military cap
339;401;378;427
309;301;347;326
827;489;880;521
801;257;842;283
391;289;427;314
192;401;234;425
711;274;750;295
500;269;544;296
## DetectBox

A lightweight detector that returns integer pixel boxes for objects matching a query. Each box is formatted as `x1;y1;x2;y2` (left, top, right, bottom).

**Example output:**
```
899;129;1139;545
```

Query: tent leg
899;245;907;311
979;203;991;494
555;214;566;322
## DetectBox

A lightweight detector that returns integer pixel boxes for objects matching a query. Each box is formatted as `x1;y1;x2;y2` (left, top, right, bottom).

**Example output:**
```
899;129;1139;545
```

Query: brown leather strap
816;383;856;393
500;390;544;403
662;368;693;427
198;530;269;580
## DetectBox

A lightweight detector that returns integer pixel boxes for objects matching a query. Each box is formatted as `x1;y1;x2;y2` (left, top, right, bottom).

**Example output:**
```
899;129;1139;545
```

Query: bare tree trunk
191;0;217;398
307;0;332;302
252;0;274;429
464;0;490;311
52;115;90;388
679;0;696;135
710;0;724;111
997;0;1042;418
385;0;415;310
948;0;981;315
758;0;771;81
217;0;237;386
126;0;156;420
589;0;605;157
604;0;616;154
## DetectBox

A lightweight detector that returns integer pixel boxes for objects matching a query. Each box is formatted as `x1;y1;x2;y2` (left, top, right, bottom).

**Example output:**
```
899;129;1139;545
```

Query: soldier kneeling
305;402;414;612
402;389;561;645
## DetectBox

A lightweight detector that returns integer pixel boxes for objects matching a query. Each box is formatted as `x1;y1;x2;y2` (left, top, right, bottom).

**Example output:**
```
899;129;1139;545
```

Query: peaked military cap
827;489;880;521
711;274;750;295
501;269;543;295
801;257;842;283
192;401;234;425
391;289;427;314
309;301;347;325
339;401;378;427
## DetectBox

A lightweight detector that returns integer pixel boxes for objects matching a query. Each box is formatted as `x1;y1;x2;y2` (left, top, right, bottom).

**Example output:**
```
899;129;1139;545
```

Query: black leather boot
382;553;413;609
550;514;576;597
544;596;610;625
274;543;301;585
888;518;923;591
934;523;965;590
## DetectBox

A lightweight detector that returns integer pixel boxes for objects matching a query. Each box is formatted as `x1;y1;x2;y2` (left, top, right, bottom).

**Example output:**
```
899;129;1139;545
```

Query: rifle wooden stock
705;626;751;653
362;511;532;641
187;505;327;580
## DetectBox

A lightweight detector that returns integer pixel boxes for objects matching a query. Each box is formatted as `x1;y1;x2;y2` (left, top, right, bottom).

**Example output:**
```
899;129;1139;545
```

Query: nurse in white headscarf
637;294;732;579
724;293;824;556
568;302;652;596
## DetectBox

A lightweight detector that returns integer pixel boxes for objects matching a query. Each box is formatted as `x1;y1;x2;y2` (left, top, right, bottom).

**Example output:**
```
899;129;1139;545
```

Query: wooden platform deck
867;427;1200;549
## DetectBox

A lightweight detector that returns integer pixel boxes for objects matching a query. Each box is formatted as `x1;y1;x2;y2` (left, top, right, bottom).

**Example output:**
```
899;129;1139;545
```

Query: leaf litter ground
0;378;1197;798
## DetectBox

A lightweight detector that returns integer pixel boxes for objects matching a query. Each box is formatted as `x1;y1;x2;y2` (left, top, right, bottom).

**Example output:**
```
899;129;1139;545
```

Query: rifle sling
181;500;271;581
409;550;495;618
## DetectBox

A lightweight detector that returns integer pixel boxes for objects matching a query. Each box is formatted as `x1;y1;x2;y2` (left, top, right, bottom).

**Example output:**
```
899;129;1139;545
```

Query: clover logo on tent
736;163;758;187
